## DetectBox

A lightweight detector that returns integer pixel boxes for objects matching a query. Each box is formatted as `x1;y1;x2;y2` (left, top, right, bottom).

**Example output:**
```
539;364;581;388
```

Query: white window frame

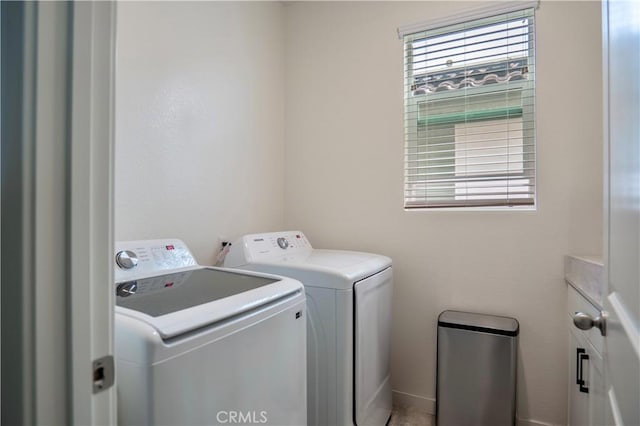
401;3;538;210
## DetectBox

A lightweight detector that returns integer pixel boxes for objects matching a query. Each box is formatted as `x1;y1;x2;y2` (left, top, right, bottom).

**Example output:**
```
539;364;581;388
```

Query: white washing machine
225;231;393;426
114;239;307;426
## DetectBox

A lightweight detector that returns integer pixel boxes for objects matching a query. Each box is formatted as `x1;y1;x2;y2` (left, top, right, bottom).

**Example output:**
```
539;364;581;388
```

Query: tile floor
388;405;434;426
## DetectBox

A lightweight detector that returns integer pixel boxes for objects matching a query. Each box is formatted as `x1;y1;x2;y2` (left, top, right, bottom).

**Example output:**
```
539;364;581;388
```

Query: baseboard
516;417;562;426
391;390;436;415
392;391;561;426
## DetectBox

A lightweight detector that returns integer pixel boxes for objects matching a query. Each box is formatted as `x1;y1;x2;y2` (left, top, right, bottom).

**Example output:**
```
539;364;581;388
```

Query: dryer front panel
354;267;393;426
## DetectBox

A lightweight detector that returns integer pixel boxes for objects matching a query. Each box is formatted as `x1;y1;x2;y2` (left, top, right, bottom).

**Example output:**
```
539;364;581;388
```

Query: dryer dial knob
277;237;289;249
116;250;139;269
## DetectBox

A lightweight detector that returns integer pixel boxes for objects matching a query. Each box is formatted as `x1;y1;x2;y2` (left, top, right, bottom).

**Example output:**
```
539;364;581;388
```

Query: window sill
403;205;537;212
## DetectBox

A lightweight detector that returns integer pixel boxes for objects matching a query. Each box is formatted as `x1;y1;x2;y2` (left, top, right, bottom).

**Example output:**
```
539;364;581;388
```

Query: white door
1;1;116;424
602;0;640;424
69;2;118;424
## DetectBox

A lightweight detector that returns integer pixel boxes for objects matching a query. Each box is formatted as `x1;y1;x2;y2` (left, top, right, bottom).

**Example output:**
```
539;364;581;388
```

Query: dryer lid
239;250;392;290
224;231;392;290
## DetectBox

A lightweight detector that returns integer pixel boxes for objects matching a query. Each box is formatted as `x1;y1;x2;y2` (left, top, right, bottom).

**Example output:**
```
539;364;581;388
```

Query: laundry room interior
6;0;638;425
111;1;614;425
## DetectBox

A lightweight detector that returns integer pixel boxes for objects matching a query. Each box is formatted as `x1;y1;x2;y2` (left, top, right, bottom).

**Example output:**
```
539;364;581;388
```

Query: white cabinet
567;285;605;426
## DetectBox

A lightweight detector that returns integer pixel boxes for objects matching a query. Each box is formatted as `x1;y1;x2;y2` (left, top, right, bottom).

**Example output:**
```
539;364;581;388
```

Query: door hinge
93;355;114;394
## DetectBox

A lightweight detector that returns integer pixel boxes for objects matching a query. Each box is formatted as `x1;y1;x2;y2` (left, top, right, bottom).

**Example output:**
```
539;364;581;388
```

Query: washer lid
115;267;303;339
240;249;392;290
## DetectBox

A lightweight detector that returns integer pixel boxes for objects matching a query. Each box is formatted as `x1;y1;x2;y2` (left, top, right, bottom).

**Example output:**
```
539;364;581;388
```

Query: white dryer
114;239;307;426
225;231;393;426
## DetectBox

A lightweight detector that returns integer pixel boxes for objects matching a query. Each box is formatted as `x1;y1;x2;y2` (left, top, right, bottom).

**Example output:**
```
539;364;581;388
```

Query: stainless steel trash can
436;310;519;426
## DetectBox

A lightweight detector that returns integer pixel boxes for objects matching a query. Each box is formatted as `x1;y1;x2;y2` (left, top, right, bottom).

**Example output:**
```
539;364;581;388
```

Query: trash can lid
438;310;519;337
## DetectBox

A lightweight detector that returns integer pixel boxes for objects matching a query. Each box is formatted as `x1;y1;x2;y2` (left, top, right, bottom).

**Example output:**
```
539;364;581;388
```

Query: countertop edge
565;278;604;311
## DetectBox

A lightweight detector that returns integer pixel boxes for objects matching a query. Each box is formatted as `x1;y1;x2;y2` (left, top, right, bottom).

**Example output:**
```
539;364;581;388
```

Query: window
403;8;536;209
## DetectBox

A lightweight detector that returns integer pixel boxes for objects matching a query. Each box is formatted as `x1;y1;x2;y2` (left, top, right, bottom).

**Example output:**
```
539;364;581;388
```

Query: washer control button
116;250;139;269
276;237;289;249
116;281;138;297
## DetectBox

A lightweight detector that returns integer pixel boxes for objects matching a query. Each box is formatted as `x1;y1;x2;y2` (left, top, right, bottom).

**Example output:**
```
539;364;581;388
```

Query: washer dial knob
276;237;289;249
116;250;139;270
116;281;138;297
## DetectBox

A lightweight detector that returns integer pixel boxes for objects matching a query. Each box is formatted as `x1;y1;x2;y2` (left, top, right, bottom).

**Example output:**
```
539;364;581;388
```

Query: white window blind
403;8;536;209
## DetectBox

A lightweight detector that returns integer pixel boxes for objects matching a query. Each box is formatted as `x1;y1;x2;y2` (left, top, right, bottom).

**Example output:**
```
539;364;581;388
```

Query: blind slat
405;176;536;185
404;84;535;98
397;1;539;38
410;40;532;67
406;149;535;159
405;167;535;179
418;106;522;126
408;22;531;52
406;139;535;151
406;159;535;170
405;199;534;209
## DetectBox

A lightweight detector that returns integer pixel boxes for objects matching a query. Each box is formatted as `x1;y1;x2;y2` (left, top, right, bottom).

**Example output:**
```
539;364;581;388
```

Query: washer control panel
114;239;197;283
116;281;138;297
115;270;192;298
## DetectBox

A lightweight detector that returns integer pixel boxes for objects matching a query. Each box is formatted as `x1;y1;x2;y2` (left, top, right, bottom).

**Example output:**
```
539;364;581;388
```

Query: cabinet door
569;330;590;426
587;346;604;426
569;325;605;426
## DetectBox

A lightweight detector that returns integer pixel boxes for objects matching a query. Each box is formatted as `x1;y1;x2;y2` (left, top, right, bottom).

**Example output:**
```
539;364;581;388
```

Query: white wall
115;1;285;263
115;2;603;423
283;1;603;425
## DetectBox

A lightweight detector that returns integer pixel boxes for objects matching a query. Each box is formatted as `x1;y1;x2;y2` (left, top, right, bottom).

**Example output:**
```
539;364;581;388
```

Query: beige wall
115;1;603;424
283;2;602;425
115;1;285;263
